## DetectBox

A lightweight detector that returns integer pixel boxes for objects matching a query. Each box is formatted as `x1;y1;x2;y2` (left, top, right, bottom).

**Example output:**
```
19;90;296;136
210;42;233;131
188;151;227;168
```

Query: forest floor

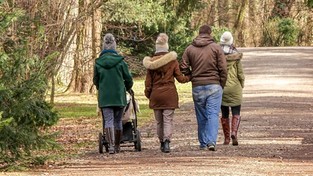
4;47;313;176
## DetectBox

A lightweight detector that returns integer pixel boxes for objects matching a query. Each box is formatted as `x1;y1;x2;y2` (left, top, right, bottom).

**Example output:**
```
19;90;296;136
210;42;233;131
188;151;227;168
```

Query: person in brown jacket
180;25;227;151
143;33;190;153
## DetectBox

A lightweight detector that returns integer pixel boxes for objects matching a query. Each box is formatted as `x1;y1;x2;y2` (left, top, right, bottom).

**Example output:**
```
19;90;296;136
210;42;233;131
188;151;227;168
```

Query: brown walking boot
221;118;230;145
115;130;122;153
231;115;241;146
105;127;115;154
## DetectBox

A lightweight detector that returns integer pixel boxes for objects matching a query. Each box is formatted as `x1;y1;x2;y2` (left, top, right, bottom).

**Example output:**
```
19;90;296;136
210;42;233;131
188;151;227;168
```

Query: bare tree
233;0;249;46
218;0;230;27
65;0;102;94
271;0;295;18
248;0;259;46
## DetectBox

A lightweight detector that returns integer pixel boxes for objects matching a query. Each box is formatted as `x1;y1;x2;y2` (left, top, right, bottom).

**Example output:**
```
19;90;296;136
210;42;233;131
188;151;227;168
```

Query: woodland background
0;0;312;170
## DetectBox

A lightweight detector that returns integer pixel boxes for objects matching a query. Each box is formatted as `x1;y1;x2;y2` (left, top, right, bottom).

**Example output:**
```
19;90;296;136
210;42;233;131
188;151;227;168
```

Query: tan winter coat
143;51;190;109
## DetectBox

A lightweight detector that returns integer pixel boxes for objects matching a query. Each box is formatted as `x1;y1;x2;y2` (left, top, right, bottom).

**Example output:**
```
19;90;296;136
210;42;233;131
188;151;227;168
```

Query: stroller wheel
98;132;104;154
134;130;142;151
105;142;109;153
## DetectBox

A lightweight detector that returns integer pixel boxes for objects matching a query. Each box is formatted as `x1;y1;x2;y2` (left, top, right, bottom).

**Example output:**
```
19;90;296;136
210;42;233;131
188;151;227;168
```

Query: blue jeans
192;84;223;148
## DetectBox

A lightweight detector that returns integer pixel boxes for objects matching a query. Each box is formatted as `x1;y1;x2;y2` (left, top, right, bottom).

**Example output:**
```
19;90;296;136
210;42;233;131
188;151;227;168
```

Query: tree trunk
306;10;313;45
248;0;259;46
90;2;102;93
64;0;103;93
218;0;230;27
50;73;55;105
271;0;295;18
208;0;216;25
233;0;248;46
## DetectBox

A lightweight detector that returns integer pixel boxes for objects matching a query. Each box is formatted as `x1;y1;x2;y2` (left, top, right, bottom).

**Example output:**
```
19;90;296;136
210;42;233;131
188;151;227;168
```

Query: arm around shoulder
217;47;228;88
179;48;192;76
174;60;191;83
237;60;245;88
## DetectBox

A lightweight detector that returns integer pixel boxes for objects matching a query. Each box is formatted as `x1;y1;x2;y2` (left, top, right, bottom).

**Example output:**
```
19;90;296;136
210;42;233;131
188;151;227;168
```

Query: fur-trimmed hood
143;51;177;70
225;52;243;61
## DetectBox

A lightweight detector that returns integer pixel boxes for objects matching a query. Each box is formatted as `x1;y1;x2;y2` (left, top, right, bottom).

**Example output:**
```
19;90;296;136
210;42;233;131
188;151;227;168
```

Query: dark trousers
221;105;241;118
101;106;124;130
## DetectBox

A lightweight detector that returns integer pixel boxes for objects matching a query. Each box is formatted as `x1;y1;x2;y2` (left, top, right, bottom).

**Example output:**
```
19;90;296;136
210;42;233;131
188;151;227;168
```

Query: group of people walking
93;24;245;154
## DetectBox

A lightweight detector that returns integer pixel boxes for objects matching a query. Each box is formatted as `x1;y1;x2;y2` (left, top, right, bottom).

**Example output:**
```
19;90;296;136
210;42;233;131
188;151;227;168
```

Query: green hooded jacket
222;52;245;106
93;50;133;108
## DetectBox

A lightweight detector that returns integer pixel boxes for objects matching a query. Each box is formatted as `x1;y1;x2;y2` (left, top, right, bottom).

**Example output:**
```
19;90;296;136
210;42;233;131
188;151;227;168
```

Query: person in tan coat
143;33;190;153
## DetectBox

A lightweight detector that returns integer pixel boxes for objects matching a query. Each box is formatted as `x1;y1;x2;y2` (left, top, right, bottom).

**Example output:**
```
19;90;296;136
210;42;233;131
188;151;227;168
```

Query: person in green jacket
93;33;133;154
219;31;245;146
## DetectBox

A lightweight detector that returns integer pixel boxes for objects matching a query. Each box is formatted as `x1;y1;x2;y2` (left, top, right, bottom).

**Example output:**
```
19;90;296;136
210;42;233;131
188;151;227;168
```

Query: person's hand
181;68;191;76
187;75;192;81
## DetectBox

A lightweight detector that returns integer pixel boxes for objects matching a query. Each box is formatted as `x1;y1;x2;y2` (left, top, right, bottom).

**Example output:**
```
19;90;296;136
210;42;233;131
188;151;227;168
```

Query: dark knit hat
102;33;116;50
155;33;169;53
199;25;212;35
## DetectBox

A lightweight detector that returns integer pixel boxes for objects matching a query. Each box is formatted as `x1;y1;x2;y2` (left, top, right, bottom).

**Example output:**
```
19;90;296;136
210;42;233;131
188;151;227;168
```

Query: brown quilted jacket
180;34;227;88
143;51;190;109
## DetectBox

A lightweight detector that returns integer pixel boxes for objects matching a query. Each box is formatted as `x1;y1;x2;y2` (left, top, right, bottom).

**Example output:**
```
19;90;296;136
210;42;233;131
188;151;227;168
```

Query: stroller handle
127;89;134;97
127;88;138;125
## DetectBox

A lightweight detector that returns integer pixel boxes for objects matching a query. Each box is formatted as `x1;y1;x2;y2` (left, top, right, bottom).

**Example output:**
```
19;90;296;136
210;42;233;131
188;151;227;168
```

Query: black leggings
221;105;241;118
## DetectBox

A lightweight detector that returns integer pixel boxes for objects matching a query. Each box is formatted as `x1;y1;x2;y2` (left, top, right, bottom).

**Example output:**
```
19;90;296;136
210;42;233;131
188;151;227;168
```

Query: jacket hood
225;52;243;61
192;34;215;47
96;50;124;69
143;51;177;70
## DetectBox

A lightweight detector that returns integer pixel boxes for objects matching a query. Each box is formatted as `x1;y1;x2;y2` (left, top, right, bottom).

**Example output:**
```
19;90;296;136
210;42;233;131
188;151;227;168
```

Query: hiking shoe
163;140;170;153
208;145;216;151
199;146;207;150
160;142;165;152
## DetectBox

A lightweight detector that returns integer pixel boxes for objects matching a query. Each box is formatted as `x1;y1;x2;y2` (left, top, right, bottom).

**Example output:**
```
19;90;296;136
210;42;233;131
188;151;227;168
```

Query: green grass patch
54;103;97;119
53;77;193;124
136;103;153;126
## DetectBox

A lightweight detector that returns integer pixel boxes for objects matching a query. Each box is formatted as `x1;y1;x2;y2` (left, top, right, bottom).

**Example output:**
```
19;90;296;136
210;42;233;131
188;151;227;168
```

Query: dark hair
199;25;212;35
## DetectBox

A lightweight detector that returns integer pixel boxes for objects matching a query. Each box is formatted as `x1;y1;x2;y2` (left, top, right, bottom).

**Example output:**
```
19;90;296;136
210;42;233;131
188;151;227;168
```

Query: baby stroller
98;90;141;153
